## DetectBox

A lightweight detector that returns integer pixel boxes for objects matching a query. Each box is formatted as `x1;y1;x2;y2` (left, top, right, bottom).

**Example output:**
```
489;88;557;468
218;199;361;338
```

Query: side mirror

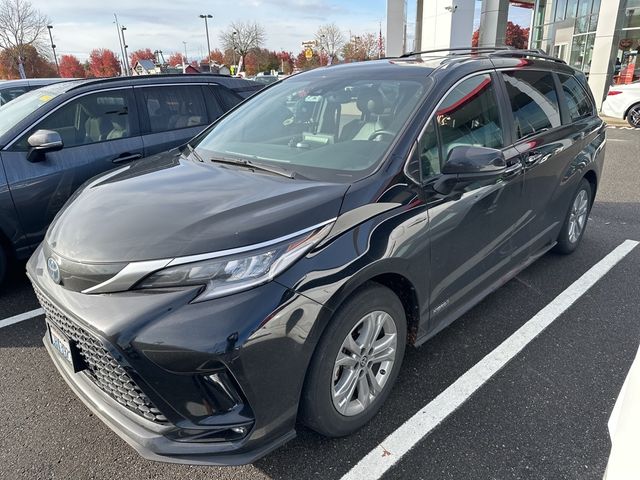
434;145;506;195
26;129;63;163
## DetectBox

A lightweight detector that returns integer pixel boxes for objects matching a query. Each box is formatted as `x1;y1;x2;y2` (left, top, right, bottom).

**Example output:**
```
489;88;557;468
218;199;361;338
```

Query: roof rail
488;49;567;64
65;72;235;91
398;46;514;58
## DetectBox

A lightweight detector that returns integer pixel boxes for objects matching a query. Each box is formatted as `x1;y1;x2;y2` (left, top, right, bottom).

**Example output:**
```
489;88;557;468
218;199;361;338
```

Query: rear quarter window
558;73;595;121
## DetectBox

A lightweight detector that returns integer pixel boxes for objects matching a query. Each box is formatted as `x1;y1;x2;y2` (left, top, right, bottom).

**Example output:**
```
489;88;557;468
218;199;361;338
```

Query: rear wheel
553;178;592;255
627;103;640;128
300;284;406;437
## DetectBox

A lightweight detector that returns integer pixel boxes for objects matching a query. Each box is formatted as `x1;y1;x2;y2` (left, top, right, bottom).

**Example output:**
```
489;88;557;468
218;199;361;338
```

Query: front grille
33;285;168;424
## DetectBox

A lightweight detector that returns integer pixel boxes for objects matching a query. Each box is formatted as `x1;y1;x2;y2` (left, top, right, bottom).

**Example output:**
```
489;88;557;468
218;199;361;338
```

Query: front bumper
28;245;328;465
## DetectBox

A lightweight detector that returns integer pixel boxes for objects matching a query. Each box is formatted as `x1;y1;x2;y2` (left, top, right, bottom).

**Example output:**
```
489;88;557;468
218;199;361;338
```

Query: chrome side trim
82;259;171;294
82;218;337;294
167;217;337;267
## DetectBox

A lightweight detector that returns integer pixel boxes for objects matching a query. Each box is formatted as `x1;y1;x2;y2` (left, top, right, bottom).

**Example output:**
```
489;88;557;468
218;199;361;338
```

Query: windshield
193;73;428;181
0;84;68;138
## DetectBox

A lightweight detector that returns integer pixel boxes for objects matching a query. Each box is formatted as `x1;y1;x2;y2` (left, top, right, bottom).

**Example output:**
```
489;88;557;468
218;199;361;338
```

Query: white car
601;81;640;128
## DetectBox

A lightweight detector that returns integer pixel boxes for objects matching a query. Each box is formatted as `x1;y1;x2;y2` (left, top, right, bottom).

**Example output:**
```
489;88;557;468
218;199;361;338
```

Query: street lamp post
182;41;188;74
121;26;131;75
47;25;59;76
199;14;213;72
320;34;326;66
232;31;237;75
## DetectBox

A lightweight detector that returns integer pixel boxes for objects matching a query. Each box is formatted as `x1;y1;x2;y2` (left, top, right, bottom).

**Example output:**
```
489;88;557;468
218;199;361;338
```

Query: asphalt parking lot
1;127;639;480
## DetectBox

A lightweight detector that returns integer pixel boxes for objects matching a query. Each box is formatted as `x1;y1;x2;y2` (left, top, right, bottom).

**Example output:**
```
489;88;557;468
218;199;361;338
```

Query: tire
627;103;640;128
300;283;406;437
553;178;592;255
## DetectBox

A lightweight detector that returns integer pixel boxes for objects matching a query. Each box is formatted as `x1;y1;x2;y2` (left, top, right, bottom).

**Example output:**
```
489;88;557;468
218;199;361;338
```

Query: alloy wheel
629;105;640;128
568;189;589;244
331;310;398;417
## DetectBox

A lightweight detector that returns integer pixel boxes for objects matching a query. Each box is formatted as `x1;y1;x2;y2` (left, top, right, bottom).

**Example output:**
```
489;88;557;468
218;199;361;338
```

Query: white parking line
0;308;44;329
341;239;639;480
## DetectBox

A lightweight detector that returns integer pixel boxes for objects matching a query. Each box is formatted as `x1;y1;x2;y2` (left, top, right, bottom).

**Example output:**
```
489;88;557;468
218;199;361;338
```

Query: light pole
121;26;131;75
232;30;237;74
182;41;188;73
47;25;60;76
320;34;326;66
199;14;213;72
113;13;128;76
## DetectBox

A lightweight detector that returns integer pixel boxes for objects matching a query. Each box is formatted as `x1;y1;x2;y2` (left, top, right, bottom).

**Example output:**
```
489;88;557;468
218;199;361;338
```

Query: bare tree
0;0;49;78
315;23;345;62
219;21;265;72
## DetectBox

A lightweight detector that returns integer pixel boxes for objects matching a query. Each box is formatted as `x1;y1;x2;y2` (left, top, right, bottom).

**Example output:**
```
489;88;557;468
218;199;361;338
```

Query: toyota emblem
47;257;61;284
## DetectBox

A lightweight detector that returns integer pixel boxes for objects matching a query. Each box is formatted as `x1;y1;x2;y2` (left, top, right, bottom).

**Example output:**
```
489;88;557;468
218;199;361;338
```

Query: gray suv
0;74;261;283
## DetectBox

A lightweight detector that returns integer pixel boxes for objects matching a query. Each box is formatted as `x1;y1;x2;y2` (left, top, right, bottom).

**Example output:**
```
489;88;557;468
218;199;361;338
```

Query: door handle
502;163;523;179
112;153;142;164
525;152;545;166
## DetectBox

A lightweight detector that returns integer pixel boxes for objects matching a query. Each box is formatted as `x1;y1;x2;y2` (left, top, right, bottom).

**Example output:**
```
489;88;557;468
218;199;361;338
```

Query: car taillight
608;90;623;96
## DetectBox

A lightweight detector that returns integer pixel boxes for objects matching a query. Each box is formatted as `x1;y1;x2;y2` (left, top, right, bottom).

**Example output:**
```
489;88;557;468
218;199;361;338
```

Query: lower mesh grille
33;284;168;424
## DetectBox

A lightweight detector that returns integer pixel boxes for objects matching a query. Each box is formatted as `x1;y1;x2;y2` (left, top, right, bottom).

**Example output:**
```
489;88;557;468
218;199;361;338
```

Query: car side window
213;86;243;110
559;74;594;122
416;119;440;180
12;90;133;151
141;86;208;133
434;74;504;163
0;86;28;105
502;70;561;139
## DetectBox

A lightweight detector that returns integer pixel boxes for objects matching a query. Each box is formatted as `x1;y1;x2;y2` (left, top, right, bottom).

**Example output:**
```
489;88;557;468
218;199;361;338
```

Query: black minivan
28;49;605;465
0;74;261;283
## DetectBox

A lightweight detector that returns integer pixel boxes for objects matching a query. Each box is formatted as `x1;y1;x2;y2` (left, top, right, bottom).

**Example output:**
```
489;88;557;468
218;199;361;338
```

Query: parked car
0;74;262;283
0;78;73;106
28;49;605;465
601;81;640;127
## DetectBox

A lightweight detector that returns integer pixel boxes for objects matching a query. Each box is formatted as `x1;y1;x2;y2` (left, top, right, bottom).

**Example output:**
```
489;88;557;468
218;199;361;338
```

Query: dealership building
387;0;640;107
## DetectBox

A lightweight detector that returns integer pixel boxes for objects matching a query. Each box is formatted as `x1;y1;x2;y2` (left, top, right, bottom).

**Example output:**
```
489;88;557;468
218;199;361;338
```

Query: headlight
135;223;333;301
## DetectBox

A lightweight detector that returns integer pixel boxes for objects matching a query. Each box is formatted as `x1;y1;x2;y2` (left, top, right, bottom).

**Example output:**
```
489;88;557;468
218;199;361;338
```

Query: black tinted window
141;86;208;133
436;74;503;160
213;86;242;110
15;90;133;150
0;86;28;105
502;71;561;139
559;74;593;121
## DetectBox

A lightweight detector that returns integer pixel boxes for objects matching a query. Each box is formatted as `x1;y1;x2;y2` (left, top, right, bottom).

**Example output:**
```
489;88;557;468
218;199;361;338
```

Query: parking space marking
341;239;639;480
0;308;44;329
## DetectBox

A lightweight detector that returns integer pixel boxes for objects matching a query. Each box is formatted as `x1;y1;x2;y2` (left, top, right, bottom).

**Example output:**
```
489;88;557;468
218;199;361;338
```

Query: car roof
53;74;261;93
294;48;578;81
0;78;70;88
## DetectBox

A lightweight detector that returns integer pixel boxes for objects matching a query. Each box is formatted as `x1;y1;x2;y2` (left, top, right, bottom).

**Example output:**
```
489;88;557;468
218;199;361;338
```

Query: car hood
46;151;348;264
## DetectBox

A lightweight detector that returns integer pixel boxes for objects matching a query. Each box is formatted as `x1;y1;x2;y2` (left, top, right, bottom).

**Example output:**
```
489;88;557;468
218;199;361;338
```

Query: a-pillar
478;0;510;47
417;0;475;51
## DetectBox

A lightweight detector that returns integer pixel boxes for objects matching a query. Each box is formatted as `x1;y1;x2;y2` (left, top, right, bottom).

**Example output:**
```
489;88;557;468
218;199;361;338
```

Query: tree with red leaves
59;54;85;78
276;51;294;74
0;44;56;79
88;49;120;78
208;49;225;65
472;21;530;49
167;52;184;67
129;48;155;67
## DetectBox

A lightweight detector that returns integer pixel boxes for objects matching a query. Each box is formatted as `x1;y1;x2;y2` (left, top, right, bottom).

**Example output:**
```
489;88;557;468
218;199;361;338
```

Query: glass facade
532;0;640;88
613;0;640;84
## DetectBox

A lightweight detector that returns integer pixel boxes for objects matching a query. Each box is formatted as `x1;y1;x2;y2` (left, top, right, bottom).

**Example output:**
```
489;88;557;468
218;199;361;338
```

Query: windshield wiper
210;156;295;179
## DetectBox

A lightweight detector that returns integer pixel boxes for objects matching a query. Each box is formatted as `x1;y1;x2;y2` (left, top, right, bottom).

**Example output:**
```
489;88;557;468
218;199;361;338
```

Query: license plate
48;324;74;365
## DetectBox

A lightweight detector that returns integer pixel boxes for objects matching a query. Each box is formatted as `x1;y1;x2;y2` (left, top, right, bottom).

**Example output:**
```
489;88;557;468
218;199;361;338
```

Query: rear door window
140;85;208;133
558;74;594;122
501;70;561;139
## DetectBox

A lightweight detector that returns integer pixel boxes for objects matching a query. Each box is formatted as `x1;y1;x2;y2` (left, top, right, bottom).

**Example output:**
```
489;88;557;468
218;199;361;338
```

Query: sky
35;0;533;62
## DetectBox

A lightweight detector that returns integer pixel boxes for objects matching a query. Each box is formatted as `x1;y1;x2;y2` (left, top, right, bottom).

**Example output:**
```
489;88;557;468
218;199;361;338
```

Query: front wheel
627;103;640;128
300;284;406;437
553;178;592;255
